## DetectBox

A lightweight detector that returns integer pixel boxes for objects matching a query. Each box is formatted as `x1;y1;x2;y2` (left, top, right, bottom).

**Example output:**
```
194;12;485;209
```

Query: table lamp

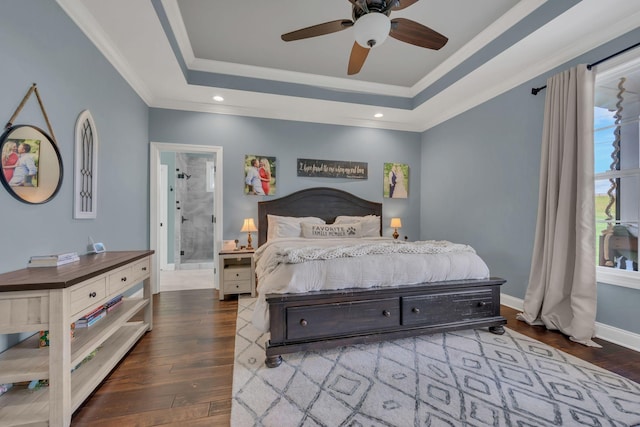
241;218;258;250
390;218;402;239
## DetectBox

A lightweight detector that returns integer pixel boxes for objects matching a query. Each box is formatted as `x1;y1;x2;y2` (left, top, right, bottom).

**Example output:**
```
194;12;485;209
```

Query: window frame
593;49;640;289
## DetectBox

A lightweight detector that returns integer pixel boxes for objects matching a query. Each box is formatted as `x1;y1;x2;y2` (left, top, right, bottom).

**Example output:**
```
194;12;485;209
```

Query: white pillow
301;222;362;239
267;215;325;240
334;215;381;237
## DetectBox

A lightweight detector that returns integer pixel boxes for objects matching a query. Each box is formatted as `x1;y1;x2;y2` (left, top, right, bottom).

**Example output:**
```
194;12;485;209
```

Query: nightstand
219;250;256;300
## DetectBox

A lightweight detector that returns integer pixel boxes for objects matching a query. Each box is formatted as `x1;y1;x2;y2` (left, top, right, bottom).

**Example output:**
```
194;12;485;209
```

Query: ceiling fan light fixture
353;12;391;48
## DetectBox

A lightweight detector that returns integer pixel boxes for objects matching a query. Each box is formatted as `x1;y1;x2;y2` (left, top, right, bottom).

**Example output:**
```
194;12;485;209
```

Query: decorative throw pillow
334;215;380;237
301;222;362;239
267;215;325;240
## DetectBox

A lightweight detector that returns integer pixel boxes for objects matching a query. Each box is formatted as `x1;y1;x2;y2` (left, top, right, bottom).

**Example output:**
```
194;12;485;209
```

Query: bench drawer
286;298;399;341
401;289;495;326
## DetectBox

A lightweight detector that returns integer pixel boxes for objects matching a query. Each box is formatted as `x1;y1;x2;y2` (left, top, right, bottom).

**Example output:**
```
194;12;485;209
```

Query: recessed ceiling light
213;95;224;102
374;113;384;118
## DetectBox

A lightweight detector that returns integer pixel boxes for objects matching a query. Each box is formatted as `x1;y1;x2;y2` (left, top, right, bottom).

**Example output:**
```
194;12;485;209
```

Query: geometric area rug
231;297;640;427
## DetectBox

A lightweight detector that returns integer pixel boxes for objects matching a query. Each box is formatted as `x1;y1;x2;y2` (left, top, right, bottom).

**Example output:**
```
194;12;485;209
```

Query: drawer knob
382;310;391;317
300;319;308;327
121;277;127;282
412;307;420;314
477;301;487;307
89;292;97;298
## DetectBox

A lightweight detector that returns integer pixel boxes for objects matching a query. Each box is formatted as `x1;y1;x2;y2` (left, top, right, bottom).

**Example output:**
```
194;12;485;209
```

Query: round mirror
0;125;63;204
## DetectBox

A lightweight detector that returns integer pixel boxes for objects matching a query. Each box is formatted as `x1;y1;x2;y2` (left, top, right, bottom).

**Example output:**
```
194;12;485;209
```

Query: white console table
0;250;153;426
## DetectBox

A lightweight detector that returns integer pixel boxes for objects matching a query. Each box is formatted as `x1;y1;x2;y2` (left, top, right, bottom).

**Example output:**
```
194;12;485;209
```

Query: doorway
150;142;223;294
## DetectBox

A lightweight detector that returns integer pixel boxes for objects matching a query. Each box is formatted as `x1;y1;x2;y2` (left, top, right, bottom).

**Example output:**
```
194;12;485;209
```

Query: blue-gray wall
0;1;148;349
149;110;423;241
0;0;638;355
421;28;640;335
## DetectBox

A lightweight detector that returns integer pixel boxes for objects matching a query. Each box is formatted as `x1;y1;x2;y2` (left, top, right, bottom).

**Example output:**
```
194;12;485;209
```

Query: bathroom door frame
150;142;223;294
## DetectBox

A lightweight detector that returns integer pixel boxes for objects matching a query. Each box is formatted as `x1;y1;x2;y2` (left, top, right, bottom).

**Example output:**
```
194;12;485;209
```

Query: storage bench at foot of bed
264;277;507;368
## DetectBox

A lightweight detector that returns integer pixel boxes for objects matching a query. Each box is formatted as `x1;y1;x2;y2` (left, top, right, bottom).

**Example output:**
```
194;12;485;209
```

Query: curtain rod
530;41;640;95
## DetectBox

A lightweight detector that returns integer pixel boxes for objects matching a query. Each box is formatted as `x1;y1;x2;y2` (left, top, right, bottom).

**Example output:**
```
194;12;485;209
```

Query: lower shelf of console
0;321;149;427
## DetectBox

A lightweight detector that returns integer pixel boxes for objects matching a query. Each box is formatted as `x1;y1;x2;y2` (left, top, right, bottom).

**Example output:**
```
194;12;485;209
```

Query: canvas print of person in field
384;163;408;198
245;155;276;195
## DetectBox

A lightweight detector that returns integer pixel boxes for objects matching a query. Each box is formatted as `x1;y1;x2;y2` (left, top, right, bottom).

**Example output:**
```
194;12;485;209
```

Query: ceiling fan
281;0;448;75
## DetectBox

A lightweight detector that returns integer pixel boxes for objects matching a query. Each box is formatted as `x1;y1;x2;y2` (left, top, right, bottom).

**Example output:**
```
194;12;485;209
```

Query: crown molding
56;0;155;105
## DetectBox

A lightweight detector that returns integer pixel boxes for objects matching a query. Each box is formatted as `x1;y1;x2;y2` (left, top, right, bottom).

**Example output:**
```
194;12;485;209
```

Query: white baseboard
501;293;640;353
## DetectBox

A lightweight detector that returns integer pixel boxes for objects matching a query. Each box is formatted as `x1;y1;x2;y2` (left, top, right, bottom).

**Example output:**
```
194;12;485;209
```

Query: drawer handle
121;277;127;282
142;267;147;271
382;310;391;317
89;292;97;298
412;307;420;314
300;319;308;327
477;301;487;307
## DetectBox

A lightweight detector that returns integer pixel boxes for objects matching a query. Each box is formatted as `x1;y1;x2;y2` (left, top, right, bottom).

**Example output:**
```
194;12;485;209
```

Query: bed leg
265;355;282;368
489;325;505;335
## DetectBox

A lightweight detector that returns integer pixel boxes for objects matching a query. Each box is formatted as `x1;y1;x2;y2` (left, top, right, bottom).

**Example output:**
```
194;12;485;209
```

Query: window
74;110;98;219
594;49;640;289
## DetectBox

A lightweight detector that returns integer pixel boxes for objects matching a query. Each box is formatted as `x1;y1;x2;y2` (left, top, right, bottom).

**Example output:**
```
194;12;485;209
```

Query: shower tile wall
175;153;214;269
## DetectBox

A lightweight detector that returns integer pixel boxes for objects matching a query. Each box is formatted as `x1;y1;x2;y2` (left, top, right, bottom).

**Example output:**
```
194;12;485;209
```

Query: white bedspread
251;237;491;332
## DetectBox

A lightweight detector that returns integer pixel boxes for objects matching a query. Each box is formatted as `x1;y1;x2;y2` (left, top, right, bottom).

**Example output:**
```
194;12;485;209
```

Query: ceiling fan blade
348;42;370;75
390;0;420;11
281;20;353;42
389;18;448;50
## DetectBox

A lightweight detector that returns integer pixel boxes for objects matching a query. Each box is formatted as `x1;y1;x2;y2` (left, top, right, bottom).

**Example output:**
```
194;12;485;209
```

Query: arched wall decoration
74;110;98;219
0;83;63;204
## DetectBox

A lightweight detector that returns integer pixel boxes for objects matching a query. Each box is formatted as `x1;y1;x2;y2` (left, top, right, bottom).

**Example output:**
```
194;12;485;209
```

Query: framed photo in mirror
0;124;63;204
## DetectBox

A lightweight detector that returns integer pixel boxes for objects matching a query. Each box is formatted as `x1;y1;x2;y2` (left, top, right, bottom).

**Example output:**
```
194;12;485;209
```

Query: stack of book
76;305;106;328
104;295;123;313
28;252;80;267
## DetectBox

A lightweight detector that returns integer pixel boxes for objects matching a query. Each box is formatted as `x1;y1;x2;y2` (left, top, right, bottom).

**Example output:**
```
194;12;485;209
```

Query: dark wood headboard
257;187;382;247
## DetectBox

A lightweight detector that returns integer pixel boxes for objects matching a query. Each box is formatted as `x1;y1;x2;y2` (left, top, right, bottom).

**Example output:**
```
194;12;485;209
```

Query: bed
254;187;506;368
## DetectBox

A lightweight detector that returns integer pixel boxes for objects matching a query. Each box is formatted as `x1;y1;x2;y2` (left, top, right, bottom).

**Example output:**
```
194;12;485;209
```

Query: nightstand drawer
226;280;252;294
71;277;107;316
224;266;251;281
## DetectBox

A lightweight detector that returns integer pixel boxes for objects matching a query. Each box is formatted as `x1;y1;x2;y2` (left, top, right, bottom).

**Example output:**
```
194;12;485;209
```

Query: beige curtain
517;64;601;347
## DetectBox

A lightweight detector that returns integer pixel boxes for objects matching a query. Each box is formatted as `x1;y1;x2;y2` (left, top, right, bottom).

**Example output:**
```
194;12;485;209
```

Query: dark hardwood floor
71;290;640;426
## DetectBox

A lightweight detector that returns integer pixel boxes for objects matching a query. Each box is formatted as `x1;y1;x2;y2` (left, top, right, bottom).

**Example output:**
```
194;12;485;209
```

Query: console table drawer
401;289;495;326
108;266;133;294
286;298;399;341
70;277;107;316
130;258;151;283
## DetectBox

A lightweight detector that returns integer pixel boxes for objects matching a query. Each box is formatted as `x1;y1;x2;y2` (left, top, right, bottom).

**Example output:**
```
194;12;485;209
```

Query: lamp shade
390;218;402;228
240;218;257;233
353;12;391;48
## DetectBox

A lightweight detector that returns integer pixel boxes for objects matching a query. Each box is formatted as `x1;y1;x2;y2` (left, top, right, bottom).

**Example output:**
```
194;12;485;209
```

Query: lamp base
246;232;254;250
393;229;399;239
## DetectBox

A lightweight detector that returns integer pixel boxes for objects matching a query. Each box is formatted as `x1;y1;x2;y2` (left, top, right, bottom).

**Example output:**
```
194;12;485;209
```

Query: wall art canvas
244;155;276;195
384;163;409;198
297;158;368;179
